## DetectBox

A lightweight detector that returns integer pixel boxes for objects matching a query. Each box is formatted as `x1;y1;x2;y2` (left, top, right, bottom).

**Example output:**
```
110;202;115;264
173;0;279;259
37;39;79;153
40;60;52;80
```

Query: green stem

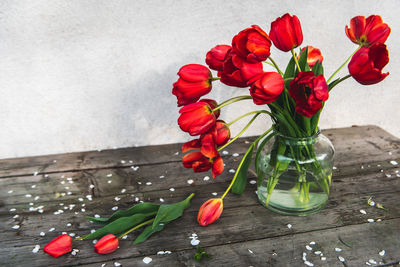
218;113;261;152
268;57;284;76
329;74;351;91
118;218;155;239
210;77;221;81
263;61;275;68
213;96;253;112
227;110;272;127
221;128;274;199
284;78;294;82
327;46;361;83
291;48;302;71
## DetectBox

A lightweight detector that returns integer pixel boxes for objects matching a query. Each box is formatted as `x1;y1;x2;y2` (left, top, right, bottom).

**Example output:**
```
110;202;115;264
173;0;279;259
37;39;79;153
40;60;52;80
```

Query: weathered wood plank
0;125;398;178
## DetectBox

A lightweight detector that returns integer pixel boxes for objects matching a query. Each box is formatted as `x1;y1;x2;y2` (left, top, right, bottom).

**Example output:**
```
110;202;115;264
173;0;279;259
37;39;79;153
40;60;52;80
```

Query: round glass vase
256;129;334;216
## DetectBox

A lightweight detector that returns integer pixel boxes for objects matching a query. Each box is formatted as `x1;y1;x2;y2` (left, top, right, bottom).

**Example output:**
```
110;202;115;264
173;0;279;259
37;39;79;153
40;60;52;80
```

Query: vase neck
274;128;320;146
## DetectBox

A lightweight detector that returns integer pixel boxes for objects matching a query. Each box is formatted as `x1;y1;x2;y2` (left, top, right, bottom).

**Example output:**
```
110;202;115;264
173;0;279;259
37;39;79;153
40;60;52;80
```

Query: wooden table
1;125;399;266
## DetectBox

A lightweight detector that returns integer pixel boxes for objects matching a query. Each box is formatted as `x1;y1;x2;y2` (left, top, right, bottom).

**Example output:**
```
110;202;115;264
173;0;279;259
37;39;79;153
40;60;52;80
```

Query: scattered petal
369;259;377;264
309;241;316;245
360;209;367;215
306;245;312;251
143;257;152;264
379;250;385;256
287;224;292;229
121;188;126;193
191;239;200;246
203;176;210;181
40;232;45;236
114;262;121;267
321;257;326;261
12;225;20;230
367;219;375;223
187;179;194;185
390;160;398;165
304;261;314;266
338;256;345;262
249;180;256;185
248;249;254;254
32;245;40;253
229;169;236;173
335;247;342;252
211;192;218;196
232;153;239;157
222;150;229;155
169;188;175;192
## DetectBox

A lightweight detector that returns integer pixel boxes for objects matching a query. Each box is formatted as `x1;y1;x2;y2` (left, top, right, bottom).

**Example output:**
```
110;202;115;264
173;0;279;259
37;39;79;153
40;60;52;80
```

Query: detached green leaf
133;223;165;245
87;202;160;224
152;193;194;229
82;211;157;240
298;46;309;72
231;145;254;195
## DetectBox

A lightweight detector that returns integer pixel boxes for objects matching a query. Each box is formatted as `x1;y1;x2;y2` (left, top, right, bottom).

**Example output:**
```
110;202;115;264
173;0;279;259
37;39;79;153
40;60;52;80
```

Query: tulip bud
206;45;231;71
269;13;303;52
197;198;223;226
43;234;72;258
94;234;119;254
299;46;323;68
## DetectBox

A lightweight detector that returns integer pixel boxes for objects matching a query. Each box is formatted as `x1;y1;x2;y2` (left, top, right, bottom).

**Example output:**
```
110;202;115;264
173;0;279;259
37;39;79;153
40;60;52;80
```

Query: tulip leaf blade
152;193;194;229
232;144;255;195
328;78;341;91
284;57;296;89
87;202;160;224
312;60;324;76
81;212;157;240
133;223;164;245
298;46;309;72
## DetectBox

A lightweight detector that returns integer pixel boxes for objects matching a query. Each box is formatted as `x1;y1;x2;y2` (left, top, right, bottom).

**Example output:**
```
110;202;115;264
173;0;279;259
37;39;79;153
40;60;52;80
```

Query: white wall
0;0;399;159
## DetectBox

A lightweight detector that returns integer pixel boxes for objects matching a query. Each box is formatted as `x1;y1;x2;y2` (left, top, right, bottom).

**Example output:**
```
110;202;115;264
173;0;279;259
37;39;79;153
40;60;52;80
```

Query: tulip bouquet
173;14;390;222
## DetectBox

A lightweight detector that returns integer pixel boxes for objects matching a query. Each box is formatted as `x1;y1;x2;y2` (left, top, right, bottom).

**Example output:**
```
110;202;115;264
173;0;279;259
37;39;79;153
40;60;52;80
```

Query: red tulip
249;72;284;105
178;102;217;136
182;151;224;178
94;234;119;254
199;98;220;118
269;13;303;52
172;64;213;107
182;139;201;153
232;25;272;63
219;50;263;88
299;46;323;68
43;234;72;258
348;43;389;85
345;15;391;47
212;120;231;146
197;198;223;226
289;72;329;118
206;45;232;71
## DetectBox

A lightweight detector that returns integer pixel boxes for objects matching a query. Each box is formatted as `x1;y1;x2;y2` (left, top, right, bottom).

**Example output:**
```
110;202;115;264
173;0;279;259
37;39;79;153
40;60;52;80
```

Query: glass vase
256;129;334;216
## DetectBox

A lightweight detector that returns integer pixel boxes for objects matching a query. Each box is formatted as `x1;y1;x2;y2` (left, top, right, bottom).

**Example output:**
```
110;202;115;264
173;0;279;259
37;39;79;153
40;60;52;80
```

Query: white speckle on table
333;166;337;170
304;261;314;266
306;245;312;251
78;198;84;202
9;208;16;212
121;235;128;240
25;194;32;198
71;249;79;256
81;208;86;213
249;180;256;185
108;180;112;184
40;232;45;236
360;209;367;214
321;257;326;261
112;206;118;211
314;251;321;255
66;223;72;227
302;252;307;261
121;188;126;193
338;256;345;262
69;233;76;237
174;152;179;155
222;150;229;155
191;239;200;246
107;173;112;177
233;153;239;157
229;169;236;173
369;259;377;264
13;215;19;219
34;196;40;201
160;198;164;202
390;160;398;165
91;229;96;233
379;250;385;256
212;192;218;196
335;247;342;252
309;241;316;245
33;172;38;176
157;251;165;255
89;184;95;189
203;176;210;181
385;174;392;178
114;197;121;201
32;245;40;253
31;185;36;188
120;160;126;164
187;179;194;185
146;182;152;186
287;224;292;229
131;166;139;171
248;249;253;254
12;225;20;230
367;219;375;223
159;175;165;179
143;257;152;264
114;262;122;267
169;188;175;192
8;190;13;194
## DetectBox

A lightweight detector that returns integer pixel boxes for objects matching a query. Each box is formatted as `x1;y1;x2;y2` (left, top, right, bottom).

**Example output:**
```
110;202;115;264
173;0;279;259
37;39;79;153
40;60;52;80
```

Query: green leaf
283;57;296;89
312;60;324;76
152;193;194;229
298;46;309;72
82;211;157;240
194;246;210;261
87;202;160;224
133;223;164;245
231;144;255;195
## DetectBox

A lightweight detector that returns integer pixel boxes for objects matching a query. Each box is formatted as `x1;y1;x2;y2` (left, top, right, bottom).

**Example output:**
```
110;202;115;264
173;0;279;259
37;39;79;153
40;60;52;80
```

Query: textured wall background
0;0;398;159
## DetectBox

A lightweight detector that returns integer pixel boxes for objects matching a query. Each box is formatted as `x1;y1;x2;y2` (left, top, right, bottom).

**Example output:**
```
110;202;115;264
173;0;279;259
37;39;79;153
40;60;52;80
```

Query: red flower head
206;45;232;71
94;234;119;254
178;101;217;136
219;50;263;88
348;43;389;85
172;64;213;107
199;98;220;118
345;15;391;47
232;25;272;63
289;72;329;118
299;46;323;68
197;198;223;226
43;234;72;258
249;72;284;105
212;120;231;146
269;13;303;52
182;150;224;178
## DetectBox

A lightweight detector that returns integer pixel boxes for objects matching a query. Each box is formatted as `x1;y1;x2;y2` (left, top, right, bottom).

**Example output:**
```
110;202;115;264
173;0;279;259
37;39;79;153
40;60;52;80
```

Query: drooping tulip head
178;101;217;136
43;234;73;258
345;15;391;47
94;234;119;254
197;198;223;226
249;72;284;105
206;45;232;71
